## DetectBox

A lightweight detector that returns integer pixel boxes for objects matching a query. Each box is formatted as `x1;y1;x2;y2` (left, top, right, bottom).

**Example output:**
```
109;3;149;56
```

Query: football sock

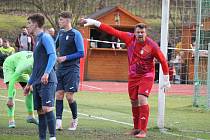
46;111;56;137
139;104;149;132
132;106;139;129
69;101;77;119
8;89;16;120
56;100;63;119
25;92;34;117
38;114;47;140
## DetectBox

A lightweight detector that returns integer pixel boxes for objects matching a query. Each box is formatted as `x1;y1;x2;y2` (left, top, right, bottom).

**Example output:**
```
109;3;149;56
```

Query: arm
65;30;84;60
42;34;57;74
82;18;130;44
153;47;169;75
153;46;171;89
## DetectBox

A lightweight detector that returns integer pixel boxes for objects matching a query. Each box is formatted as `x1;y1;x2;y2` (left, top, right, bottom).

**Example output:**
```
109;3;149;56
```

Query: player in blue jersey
24;13;57;140
55;11;84;131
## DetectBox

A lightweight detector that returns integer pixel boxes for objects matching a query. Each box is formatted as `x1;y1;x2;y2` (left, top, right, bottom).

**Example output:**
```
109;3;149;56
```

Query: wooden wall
85;49;128;81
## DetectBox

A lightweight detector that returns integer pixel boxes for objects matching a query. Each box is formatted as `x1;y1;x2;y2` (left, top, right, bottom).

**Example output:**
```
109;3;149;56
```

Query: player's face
58;17;70;29
26;19;37;35
134;27;147;42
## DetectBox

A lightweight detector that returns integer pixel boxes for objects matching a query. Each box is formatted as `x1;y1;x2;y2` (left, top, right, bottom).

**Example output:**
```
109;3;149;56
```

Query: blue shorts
56;69;80;93
33;82;57;110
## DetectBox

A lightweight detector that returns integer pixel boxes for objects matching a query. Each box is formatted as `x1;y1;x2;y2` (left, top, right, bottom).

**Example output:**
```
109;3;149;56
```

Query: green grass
0;89;210;140
0;14;27;30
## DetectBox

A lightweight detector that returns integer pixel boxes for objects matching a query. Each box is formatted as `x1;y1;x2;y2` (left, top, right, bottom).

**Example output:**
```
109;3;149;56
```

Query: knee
138;95;148;106
131;99;139;107
42;106;54;113
56;91;64;100
66;93;74;103
37;109;45;115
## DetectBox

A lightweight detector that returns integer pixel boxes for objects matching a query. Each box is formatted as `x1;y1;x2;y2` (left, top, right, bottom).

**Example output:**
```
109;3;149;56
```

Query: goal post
157;0;170;129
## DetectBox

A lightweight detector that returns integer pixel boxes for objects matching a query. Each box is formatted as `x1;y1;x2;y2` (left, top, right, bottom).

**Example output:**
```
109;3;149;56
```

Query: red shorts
128;77;154;100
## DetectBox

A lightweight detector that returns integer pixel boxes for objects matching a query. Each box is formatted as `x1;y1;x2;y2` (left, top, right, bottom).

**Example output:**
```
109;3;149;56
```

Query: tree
21;0;88;31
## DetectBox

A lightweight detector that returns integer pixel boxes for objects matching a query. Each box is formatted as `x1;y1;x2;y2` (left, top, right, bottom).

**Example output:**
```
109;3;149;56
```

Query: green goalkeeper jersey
3;51;33;98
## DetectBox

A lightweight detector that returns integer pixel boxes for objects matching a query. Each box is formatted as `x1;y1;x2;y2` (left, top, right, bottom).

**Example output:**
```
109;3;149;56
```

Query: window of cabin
89;27;134;49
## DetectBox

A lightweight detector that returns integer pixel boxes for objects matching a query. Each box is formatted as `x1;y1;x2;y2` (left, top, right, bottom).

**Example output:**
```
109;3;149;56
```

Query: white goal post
157;0;170;129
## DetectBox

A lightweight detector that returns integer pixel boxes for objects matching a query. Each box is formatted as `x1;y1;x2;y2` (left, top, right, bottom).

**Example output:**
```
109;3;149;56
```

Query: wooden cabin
80;6;145;81
181;17;210;83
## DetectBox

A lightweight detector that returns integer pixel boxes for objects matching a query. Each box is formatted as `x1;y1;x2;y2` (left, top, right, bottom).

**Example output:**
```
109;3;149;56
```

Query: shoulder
71;29;82;36
146;37;159;49
42;33;54;42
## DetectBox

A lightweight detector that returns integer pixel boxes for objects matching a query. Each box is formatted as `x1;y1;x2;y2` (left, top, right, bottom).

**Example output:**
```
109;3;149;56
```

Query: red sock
132;106;139;129
138;104;149;132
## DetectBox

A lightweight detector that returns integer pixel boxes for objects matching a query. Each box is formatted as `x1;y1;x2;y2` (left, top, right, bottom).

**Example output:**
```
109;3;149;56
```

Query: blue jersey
29;32;57;85
56;28;84;70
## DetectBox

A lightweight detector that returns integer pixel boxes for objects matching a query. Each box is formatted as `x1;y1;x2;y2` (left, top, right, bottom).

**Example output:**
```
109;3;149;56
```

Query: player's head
58;11;72;29
27;13;45;34
134;23;147;42
21;26;28;35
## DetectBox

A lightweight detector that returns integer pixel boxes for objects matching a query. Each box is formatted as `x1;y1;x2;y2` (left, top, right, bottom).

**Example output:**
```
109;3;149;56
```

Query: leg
41;83;56;139
63;70;80;131
25;92;38;125
135;77;153;138
37;109;47;140
125;84;140;135
55;90;64;130
19;82;38;124
42;106;56;139
7;89;16;128
66;92;78;131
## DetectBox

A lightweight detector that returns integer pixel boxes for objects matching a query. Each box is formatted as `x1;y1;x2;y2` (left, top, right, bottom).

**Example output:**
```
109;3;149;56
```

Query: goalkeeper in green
3;51;38;128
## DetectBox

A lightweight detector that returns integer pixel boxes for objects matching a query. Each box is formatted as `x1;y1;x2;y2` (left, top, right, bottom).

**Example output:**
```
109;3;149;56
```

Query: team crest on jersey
140;50;144;54
66;35;69;40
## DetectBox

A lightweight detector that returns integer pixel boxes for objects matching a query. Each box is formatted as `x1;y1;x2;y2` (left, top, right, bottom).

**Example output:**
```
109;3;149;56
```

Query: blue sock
69;101;77;119
46;111;56;137
38;114;47;140
56;100;63;119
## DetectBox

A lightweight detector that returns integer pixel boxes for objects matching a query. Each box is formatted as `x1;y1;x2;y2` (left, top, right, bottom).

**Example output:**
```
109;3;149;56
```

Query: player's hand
80;18;101;27
161;75;171;90
24;84;31;96
57;56;66;63
41;73;49;85
7;98;14;108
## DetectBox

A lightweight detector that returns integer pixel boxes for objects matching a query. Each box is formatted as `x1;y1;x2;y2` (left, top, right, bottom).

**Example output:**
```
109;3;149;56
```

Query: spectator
0;39;15;66
48;28;56;40
15;26;34;51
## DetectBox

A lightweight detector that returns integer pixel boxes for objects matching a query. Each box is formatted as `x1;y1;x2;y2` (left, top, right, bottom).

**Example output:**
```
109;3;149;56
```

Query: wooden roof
87;5;145;26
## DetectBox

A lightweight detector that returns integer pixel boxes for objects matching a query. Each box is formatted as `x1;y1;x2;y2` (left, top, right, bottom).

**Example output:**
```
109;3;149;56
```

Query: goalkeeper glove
161;75;171;89
81;18;101;27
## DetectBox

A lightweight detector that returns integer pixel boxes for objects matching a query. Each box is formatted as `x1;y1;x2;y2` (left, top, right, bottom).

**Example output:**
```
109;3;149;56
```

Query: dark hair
59;11;72;19
135;23;147;29
21;26;27;29
27;13;45;28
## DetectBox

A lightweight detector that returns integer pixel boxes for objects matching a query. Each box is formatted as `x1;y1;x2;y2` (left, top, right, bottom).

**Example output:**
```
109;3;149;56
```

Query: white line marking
0;95;207;140
80;84;103;90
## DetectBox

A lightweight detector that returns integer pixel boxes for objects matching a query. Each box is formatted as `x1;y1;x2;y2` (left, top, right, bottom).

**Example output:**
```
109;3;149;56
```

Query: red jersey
99;23;169;80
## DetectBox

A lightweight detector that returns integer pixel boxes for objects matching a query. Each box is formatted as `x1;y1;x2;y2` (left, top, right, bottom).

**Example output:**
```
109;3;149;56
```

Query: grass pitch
0;89;209;140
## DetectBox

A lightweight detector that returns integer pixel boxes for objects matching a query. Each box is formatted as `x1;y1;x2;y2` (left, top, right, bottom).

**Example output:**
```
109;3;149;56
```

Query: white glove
81;18;101;27
161;75;171;89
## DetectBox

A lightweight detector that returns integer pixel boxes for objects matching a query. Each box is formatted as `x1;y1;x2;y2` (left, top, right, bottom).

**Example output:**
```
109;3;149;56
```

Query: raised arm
82;18;131;44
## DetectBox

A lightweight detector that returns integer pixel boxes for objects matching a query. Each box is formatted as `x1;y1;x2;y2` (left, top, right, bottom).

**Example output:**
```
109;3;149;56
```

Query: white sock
49;137;56;140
